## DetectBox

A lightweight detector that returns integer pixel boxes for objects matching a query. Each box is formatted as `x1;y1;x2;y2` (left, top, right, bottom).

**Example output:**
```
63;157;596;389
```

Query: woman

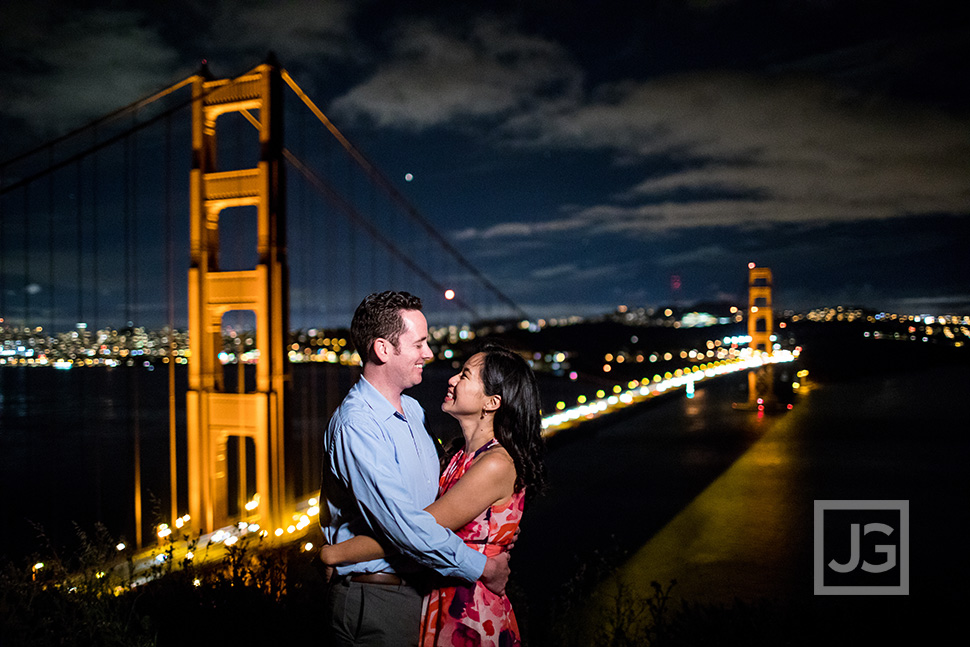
319;343;546;646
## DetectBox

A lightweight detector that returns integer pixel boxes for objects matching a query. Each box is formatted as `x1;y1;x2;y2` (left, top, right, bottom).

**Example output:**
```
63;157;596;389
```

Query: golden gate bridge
0;56;797;572
0;55;529;552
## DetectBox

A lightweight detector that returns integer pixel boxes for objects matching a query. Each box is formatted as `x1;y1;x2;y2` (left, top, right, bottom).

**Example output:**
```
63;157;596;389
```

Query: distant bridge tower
748;265;773;353
742;263;775;409
185;59;290;534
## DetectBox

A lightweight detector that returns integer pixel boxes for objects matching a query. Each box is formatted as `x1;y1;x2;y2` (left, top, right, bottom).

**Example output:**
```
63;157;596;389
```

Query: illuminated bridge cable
17;184;31;428
92;127;99;331
0;62;269;197
283;149;483;320
0;75;197;174
296;105;308;328
370;187;379;291
294;105;314;494
325;159;338;321
0;167;5;318
124;122;131;324
281;70;528;321
132;120;140;326
48;145;55;335
0;90;190;197
164;112;179;531
76;159;84;326
134;150;145;550
92;136;105;512
23;186;29;327
122;120;144;548
348;154;358;310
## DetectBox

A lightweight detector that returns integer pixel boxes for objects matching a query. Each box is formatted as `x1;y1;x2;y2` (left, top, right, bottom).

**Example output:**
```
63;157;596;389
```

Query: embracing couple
319;291;547;647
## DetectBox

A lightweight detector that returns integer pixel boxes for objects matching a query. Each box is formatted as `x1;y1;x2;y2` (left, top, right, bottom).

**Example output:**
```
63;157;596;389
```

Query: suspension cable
347;153;358;313
1;61;273;198
23;186;30;327
124;123;131;324
165;112;179;529
76;159;84;326
0;75;197;173
281;69;528;320
48;146;55;334
92;127;100;331
283;149;483;320
1;166;6;318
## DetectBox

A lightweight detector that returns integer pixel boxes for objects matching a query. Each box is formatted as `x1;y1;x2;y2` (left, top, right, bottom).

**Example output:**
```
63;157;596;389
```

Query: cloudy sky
2;0;969;323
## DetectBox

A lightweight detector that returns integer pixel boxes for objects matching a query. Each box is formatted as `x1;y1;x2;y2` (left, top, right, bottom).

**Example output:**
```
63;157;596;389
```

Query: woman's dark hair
351;291;423;364
479;343;547;500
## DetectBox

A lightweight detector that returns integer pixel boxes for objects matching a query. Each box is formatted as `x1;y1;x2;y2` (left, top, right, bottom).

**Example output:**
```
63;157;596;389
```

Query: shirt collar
356;375;407;422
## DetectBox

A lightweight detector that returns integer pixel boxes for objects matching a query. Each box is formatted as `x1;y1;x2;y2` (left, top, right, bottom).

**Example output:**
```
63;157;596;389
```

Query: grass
537;544;806;647
2;524;806;646
0;522;327;646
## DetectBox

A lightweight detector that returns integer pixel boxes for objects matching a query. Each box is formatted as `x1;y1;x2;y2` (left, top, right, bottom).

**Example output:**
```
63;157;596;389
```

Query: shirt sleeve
330;415;486;582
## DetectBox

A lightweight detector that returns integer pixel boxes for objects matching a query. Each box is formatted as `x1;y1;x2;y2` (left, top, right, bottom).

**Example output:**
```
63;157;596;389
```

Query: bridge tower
743;264;775;409
748;265;773;353
185;60;290;534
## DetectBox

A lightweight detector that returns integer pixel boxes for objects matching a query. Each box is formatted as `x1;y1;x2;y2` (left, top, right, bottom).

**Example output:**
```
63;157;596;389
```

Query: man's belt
348;572;403;585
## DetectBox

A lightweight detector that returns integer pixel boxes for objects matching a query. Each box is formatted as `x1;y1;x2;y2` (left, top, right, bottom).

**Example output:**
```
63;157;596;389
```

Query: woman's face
442;352;491;419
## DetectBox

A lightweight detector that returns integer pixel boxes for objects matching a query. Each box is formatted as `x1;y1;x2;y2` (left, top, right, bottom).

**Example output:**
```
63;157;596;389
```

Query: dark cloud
1;4;182;136
330;15;583;130
201;0;363;79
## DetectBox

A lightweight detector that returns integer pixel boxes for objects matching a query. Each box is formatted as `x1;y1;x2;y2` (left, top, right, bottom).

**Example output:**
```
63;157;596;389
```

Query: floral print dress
420;439;524;647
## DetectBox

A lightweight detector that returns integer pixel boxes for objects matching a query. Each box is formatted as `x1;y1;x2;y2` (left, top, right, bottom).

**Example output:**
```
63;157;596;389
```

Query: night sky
2;0;969;323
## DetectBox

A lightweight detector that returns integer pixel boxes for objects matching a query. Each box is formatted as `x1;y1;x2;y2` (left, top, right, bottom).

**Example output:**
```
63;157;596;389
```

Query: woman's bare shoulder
467;446;516;479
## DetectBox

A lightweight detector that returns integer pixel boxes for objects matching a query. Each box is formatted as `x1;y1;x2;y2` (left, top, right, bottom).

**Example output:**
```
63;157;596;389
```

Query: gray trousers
326;577;423;647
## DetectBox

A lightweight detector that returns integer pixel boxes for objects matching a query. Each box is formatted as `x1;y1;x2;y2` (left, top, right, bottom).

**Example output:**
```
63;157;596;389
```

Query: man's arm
330;418;486;582
318;526;509;595
318;517;510;596
321;452;515;565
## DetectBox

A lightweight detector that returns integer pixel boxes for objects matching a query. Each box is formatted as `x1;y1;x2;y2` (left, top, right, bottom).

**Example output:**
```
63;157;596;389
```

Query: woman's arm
319;534;385;566
428;450;516;531
319;449;517;566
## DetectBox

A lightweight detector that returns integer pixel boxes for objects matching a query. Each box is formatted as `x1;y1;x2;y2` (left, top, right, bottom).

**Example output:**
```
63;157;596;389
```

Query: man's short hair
351;291;424;364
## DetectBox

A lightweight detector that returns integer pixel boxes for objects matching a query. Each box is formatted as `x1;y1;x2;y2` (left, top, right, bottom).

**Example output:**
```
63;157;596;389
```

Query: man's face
386;309;434;391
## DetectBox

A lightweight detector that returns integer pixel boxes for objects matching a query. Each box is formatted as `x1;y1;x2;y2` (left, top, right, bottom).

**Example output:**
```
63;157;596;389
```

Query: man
321;291;510;646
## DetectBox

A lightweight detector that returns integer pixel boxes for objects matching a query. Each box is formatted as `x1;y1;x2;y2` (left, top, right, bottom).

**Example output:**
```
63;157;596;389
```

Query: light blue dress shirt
321;376;486;581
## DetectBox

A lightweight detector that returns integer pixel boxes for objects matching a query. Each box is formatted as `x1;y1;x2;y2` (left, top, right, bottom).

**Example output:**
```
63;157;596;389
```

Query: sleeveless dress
419;439;524;647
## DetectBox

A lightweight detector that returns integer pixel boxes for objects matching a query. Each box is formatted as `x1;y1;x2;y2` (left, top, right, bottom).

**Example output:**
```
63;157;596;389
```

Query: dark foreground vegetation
0;524;327;646
1;525;810;647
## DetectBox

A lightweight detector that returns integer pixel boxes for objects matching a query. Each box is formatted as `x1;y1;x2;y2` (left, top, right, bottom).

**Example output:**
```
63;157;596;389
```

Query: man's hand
479;551;510;596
